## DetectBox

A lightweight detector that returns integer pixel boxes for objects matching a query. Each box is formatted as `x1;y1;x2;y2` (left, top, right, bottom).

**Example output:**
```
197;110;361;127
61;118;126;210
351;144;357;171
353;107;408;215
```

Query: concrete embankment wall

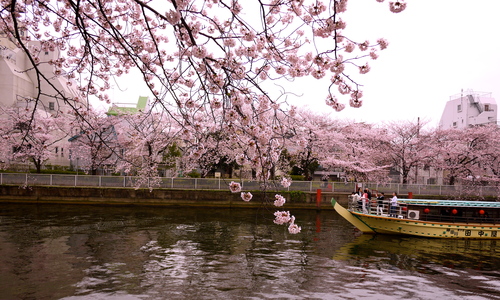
0;185;350;209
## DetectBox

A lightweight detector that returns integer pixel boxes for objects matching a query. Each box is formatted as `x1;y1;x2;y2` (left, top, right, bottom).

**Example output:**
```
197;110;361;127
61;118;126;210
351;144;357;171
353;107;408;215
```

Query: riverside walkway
1;173;498;197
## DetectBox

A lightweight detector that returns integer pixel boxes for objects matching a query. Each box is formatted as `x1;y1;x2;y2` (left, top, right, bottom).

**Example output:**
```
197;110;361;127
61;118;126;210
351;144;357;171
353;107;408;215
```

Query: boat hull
352;211;500;239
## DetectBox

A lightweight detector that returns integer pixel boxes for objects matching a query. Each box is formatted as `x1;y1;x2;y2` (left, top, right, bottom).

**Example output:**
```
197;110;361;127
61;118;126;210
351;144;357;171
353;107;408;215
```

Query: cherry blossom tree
114;111;181;187
1;0;406;155
384;120;433;184
0;0;407;233
194;148;238;178
428;124;500;186
287;109;391;182
68;109;120;175
285;109;340;180
323;121;392;182
481;126;500;184
180;125;235;178
0;106;69;172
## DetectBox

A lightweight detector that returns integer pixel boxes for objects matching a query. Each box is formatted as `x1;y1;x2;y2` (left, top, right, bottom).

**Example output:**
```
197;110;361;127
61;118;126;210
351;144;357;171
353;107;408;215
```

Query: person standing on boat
390;192;398;217
350;192;361;211
376;192;385;215
362;189;370;214
367;188;373;213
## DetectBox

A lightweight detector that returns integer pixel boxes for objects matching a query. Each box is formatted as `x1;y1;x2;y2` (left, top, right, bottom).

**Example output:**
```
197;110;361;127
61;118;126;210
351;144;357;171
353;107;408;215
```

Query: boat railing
347;197;500;225
348;197;401;217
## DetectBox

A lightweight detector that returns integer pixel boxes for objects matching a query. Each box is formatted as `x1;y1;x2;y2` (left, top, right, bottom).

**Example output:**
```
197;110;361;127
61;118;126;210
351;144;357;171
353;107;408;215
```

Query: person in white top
350;192;361;211
390;192;398;217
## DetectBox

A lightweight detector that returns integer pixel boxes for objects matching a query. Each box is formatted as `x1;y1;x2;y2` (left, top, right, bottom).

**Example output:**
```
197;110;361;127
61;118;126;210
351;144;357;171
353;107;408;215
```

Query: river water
1;203;500;300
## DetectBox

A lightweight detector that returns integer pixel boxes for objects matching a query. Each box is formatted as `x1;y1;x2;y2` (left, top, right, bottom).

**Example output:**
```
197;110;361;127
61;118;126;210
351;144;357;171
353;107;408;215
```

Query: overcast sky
105;1;500;128
296;0;500;127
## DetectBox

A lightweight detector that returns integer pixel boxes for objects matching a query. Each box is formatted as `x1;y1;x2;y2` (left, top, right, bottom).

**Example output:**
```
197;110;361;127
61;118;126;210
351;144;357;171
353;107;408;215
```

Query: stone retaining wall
0;185;350;209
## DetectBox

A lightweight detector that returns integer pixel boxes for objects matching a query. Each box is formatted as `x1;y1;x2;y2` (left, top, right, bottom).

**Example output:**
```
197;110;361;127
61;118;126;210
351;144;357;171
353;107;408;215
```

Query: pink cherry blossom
241;192;253;202
288;223;301;234
359;63;371;74
311;69;326;79
389;1;407;13
359;41;370;51
274;194;286;207
378;38;390;50
273;211;292;225
280;177;292;188
326;96;346;112
344;42;355;53
229;181;242;193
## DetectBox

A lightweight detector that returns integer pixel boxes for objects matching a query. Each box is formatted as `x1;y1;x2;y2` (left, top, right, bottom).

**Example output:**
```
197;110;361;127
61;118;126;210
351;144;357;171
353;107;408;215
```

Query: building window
485;104;490;111
453;122;457;127
457;104;462;112
49;102;55;110
55;147;58;154
45;51;49;55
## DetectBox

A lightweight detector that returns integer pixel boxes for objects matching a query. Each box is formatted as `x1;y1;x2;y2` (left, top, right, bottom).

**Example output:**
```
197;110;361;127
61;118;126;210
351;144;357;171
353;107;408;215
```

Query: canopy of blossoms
0;0;407;232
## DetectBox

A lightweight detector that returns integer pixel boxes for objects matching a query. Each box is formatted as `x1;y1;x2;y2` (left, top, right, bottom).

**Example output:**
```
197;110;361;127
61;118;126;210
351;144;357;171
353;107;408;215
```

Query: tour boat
332;197;500;239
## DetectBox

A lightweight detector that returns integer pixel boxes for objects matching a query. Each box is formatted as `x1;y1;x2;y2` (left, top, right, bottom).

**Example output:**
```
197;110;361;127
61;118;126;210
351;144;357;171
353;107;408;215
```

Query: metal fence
1;173;499;197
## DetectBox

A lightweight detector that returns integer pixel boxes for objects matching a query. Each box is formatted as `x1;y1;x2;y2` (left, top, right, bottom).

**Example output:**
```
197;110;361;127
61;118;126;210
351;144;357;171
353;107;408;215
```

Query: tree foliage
1;0;407;178
429;124;500;185
0;106;68;172
1;0;409;232
68;109;120;175
384;120;432;184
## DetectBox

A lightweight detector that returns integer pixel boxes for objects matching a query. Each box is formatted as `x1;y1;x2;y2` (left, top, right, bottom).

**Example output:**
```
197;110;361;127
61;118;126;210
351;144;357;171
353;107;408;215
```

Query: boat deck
348;197;500;225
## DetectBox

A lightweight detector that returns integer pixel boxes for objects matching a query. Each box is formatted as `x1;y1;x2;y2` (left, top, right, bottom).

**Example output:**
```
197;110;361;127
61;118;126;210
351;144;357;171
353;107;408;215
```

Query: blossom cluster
0;0;406;132
227;177;300;233
274;194;286;207
273;211;302;234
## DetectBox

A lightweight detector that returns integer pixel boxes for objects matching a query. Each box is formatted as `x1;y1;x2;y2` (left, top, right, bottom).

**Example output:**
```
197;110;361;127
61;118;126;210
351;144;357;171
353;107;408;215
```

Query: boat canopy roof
398;199;500;208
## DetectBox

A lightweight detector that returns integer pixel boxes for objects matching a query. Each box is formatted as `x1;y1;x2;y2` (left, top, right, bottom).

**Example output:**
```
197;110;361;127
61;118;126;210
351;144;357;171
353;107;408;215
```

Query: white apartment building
439;90;497;129
0;31;80;167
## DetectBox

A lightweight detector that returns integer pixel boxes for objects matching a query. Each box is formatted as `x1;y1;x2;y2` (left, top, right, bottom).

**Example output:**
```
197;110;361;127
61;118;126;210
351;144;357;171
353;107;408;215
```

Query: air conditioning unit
408;210;420;220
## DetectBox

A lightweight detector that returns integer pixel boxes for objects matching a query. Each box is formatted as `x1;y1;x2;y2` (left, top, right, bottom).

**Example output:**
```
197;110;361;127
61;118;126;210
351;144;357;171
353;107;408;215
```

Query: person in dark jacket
376;192;385;215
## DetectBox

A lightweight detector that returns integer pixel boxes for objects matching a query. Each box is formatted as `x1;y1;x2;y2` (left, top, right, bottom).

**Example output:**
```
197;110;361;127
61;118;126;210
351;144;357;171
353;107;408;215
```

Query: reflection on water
1;204;500;299
337;234;500;271
335;234;500;299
